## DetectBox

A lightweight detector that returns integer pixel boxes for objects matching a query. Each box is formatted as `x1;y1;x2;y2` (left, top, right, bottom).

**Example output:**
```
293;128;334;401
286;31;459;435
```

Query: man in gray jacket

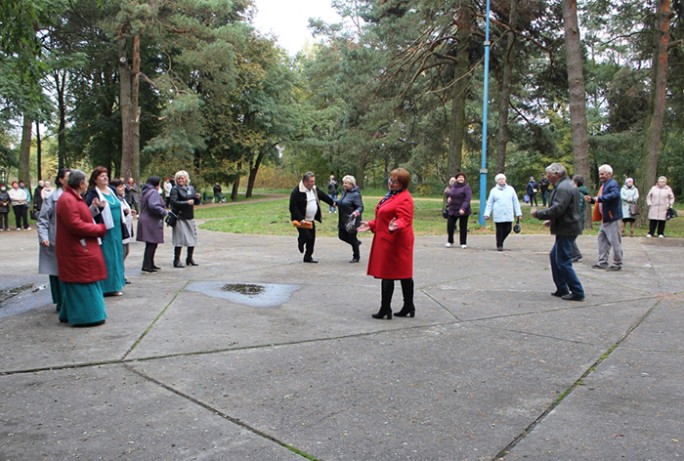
531;163;585;301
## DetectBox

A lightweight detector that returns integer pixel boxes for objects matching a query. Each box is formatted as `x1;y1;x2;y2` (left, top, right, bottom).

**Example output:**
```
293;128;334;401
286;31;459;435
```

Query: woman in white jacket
484;174;523;251
646;176;675;238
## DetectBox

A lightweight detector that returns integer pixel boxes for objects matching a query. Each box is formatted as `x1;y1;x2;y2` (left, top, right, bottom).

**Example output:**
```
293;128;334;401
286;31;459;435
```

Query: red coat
367;190;414;279
56;186;107;283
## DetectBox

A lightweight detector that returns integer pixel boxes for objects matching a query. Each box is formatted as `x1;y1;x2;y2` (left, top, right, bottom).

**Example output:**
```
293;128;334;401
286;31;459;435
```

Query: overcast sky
251;0;341;55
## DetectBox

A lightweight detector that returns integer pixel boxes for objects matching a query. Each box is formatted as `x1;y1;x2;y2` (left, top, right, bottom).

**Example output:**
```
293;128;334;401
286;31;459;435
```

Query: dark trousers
495;222;513;248
447;214;469;245
649;219;666;236
380;278;414;313
0;212;8;230
297;224;316;261
338;226;360;260
541;190;548;206
12;204;29;229
143;243;158;270
529;193;538;206
550;236;584;296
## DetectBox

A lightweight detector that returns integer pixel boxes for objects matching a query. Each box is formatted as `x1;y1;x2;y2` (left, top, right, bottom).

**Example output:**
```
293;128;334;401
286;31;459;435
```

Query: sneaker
658;234;664;238
461;244;467;249
26;226;31;230
592;264;609;269
444;243;453;248
646;234;652;238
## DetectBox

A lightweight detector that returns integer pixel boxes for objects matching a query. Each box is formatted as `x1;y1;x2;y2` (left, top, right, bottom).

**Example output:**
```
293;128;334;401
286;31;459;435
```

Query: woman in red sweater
358;168;415;319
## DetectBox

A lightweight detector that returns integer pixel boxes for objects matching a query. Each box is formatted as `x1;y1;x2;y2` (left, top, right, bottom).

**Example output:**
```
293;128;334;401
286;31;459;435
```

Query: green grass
194;193;684;238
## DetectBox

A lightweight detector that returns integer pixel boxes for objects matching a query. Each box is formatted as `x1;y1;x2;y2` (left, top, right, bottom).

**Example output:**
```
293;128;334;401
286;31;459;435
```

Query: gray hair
598;164;613;175
545;163;567;177
495;173;506;182
67;169;86;189
342;175;356;187
658;176;667;183
174;170;190;184
302;171;315;181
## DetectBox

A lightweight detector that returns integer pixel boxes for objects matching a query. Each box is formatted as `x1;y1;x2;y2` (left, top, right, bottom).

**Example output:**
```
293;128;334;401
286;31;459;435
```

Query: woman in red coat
56;169;108;327
358;168;415;319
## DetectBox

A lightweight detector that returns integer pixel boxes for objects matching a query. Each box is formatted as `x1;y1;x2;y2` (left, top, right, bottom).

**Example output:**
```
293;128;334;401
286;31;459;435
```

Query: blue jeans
550;235;584;296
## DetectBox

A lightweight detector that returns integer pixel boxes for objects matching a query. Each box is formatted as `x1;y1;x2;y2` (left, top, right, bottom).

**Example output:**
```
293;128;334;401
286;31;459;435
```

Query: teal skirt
100;198;126;293
59;282;107;326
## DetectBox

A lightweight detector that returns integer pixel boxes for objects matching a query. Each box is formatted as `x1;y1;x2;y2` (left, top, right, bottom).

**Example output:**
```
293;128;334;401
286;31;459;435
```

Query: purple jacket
445;182;472;216
136;184;167;244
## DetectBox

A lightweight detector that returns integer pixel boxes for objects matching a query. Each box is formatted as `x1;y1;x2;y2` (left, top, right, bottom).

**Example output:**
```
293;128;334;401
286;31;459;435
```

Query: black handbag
628;203;639;216
666;207;677;220
165;211;178;227
345;214;358;233
442;196;448;219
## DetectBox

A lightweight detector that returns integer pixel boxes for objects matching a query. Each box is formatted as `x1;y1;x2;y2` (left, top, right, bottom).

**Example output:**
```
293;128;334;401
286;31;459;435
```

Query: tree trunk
231;164;241;202
447;3;472;174
35;121;41;181
246;146;271;199
54;70;67;169
637;0;670;227
118;37;134;181
131;34;141;184
562;0;592;227
18;115;32;184
494;0;519;174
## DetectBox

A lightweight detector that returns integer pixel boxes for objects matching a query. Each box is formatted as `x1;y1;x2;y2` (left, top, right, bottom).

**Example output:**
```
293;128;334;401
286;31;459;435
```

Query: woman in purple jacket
136;176;168;273
444;172;472;249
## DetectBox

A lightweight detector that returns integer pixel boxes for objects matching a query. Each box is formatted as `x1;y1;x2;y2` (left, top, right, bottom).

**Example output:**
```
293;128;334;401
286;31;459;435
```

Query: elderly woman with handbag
335;175;364;263
620;178;639;237
646;176;675;238
170;170;201;267
137;176;168;273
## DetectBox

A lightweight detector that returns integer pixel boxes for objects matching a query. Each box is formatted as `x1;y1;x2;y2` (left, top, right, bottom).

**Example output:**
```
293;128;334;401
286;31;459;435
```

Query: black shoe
125;279;131;284
571;255;582;262
551;290;571;298
561;292;585;301
394;306;415;318
186;259;199;266
152;265;161;270
350;258;360;263
372;310;392;320
298;241;304;254
608;265;622;271
303;259;318;263
141;267;157;273
497;246;503;251
592;264;608;269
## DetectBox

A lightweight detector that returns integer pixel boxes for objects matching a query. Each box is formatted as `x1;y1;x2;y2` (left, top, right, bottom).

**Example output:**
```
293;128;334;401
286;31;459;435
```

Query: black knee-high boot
186;246;198;266
395;278;415;318
372;279;394;319
173;246;184;268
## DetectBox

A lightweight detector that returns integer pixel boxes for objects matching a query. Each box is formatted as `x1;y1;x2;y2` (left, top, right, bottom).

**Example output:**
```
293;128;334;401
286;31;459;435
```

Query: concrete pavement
1;225;682;461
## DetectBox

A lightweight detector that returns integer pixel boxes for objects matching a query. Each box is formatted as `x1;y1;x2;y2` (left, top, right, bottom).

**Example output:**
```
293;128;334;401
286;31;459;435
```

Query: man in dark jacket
585;164;623;271
532;163;585;301
289;171;335;263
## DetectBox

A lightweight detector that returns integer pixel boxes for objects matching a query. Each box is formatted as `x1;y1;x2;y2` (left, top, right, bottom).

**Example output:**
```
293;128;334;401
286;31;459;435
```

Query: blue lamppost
478;0;492;226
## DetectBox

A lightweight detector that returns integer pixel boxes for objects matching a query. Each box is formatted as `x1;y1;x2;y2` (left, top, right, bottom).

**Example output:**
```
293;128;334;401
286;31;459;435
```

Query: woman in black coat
335;175;364;263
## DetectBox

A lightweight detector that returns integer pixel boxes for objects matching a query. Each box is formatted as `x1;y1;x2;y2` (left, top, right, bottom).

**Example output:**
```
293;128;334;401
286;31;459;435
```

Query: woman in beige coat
646;176;675;238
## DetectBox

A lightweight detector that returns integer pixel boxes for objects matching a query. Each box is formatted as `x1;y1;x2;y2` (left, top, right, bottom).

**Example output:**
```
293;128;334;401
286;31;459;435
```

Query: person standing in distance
289;172;335;263
531;163;585;301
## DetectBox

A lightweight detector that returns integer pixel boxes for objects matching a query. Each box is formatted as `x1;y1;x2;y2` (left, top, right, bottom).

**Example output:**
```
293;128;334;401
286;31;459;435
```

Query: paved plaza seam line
123;363;322;461
491;301;660;460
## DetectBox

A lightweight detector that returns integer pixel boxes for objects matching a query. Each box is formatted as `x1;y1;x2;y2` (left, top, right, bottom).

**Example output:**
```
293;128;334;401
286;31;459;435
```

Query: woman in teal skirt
56;169;108;327
85;166;126;296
